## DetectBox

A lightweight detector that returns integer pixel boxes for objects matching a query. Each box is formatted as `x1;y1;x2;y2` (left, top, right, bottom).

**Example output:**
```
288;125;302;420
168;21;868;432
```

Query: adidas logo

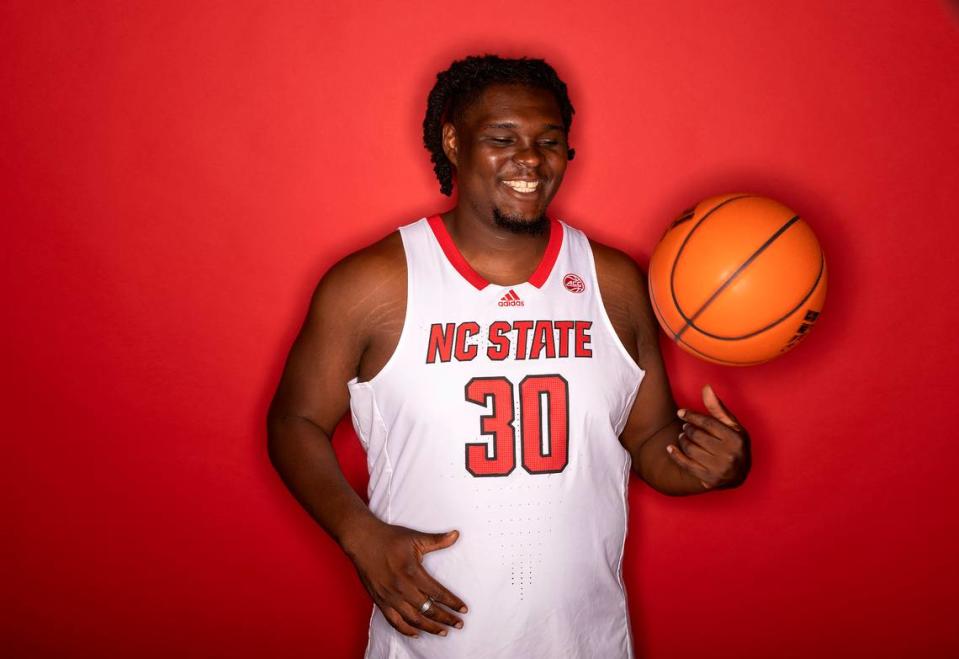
498;289;524;307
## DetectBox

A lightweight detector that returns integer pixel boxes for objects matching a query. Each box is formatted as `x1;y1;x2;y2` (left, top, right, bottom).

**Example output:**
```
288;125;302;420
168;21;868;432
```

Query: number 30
464;374;569;477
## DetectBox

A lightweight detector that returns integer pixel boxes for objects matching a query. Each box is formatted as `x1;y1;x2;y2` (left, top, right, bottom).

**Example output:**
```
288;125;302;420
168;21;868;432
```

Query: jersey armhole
352;225;416;388
584;240;646;381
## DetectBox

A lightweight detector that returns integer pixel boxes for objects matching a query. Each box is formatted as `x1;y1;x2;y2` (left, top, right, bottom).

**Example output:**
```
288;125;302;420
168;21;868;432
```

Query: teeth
504;180;539;192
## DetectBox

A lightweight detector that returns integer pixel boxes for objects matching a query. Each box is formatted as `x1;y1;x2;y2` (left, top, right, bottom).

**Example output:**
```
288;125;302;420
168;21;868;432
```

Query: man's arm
267;244;387;547
592;242;749;495
266;236;467;638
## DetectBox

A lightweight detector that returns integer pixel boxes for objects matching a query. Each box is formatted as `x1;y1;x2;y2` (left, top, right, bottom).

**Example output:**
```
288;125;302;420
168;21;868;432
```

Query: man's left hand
666;384;750;491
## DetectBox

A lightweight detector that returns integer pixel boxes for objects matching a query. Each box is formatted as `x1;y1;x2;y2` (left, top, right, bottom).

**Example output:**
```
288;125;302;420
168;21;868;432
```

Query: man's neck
441;206;551;287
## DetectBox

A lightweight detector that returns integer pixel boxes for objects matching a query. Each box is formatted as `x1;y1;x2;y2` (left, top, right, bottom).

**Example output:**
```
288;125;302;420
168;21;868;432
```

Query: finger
681;423;722;453
396;599;451;636
383;607;421;638
678;431;718;463
679;433;731;485
415;567;468;615
701;384;741;430
420;597;464;629
409;570;465;628
396;578;459;634
678;408;739;441
666;443;709;480
414;530;460;559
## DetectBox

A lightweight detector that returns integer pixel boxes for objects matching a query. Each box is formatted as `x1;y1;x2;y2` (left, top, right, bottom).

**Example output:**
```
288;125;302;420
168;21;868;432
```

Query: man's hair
422;54;576;196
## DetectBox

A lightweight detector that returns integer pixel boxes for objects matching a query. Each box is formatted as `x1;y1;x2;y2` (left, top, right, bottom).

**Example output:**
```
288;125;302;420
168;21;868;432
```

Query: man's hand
666;384;750;490
343;519;468;638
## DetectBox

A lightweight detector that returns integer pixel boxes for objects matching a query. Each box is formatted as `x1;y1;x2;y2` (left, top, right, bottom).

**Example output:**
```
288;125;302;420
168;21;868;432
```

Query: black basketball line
674;331;776;366
669;194;753;326
675;214;801;339
678;214;796;332
670;209;696;228
651;282;774;365
692;250;824;341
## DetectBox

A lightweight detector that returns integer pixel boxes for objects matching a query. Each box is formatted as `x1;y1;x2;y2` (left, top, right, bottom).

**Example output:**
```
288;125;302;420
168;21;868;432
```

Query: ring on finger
419;596;434;614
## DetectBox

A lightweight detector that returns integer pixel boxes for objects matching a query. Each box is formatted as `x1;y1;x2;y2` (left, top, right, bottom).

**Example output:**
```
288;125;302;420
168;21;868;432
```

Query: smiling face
442;84;569;233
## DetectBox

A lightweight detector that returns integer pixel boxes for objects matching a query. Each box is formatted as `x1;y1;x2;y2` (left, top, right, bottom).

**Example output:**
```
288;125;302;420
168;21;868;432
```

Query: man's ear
442;122;458;167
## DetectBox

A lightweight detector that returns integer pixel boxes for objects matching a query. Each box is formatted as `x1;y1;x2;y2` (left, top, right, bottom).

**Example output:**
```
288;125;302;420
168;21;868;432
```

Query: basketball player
267;55;750;658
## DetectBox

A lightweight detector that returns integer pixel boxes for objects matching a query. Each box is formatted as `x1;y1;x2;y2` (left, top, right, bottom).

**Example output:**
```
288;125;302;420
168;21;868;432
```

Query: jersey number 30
464;374;569;477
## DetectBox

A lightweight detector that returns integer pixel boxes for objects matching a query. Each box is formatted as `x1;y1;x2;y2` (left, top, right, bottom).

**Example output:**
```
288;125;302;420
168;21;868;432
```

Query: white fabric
348;217;645;658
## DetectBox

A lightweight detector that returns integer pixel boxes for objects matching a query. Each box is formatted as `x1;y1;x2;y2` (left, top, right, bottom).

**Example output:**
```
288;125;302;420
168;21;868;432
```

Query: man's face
443;84;569;232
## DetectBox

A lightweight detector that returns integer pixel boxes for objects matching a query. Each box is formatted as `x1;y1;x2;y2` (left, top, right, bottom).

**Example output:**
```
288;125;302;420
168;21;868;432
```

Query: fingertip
666;445;675;454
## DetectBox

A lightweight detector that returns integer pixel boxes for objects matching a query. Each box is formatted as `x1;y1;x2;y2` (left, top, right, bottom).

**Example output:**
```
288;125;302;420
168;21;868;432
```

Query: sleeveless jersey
348;215;645;659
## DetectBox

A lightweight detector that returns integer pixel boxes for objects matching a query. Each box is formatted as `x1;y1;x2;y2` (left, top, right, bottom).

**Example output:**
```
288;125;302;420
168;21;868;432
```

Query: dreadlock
422;54;576;196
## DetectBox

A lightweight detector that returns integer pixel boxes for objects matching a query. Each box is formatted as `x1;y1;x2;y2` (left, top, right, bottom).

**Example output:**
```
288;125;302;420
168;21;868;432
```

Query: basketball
647;193;827;366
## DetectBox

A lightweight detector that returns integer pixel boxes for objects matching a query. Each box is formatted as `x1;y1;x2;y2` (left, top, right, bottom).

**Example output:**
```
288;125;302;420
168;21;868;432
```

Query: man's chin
492;208;549;236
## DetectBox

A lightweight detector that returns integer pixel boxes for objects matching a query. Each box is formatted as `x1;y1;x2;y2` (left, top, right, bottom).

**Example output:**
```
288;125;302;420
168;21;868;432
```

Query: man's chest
358;285;638;382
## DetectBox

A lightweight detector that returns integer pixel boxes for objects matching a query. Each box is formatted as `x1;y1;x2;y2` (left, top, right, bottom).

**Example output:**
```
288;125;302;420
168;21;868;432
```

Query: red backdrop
4;1;958;657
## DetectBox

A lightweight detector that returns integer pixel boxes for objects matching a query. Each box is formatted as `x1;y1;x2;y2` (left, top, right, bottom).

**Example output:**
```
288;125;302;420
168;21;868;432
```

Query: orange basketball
647;193;827;366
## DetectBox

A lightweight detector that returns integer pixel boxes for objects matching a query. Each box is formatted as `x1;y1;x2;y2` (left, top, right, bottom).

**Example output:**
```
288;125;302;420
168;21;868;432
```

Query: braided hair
422;54;576;196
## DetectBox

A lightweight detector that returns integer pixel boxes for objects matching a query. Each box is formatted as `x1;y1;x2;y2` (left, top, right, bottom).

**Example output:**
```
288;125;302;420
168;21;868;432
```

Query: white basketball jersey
348;215;645;659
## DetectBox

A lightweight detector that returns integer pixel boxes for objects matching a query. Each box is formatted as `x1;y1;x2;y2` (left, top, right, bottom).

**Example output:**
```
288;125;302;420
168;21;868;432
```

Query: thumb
415;529;460;555
702;384;741;430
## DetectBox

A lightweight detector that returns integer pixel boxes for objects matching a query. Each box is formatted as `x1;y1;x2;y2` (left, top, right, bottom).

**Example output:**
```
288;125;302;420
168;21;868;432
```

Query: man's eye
538;140;559;146
489;137;512;145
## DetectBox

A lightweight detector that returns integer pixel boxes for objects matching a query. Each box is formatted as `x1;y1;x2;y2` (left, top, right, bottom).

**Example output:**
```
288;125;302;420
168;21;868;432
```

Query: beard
492;207;549;236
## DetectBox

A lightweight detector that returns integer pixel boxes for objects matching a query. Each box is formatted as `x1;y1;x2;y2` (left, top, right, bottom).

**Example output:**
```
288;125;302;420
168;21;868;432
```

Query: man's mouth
501;179;540;194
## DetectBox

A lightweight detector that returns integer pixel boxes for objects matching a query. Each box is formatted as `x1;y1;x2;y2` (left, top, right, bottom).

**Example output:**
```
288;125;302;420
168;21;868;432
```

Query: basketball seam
669;194;753;328
676;214;800;339
693;250;825;341
650;280;773;366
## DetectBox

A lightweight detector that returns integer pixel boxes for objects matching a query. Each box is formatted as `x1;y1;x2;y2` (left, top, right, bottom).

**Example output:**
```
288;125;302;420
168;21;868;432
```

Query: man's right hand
343;518;468;638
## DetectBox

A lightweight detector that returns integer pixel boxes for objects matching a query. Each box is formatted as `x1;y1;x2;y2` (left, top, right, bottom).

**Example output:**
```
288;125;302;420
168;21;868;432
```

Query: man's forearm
266;415;380;555
632;420;707;496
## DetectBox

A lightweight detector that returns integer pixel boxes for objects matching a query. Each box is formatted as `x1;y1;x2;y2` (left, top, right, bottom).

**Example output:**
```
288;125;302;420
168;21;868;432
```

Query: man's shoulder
584;236;659;354
327;230;405;284
586;237;648;298
309;229;406;320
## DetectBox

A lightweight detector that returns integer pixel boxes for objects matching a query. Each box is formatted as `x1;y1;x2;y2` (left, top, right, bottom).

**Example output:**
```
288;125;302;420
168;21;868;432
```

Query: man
267;55;749;658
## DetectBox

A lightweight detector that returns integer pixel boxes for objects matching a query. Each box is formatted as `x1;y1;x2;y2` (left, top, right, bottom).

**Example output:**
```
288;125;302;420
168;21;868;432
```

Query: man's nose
512;142;543;169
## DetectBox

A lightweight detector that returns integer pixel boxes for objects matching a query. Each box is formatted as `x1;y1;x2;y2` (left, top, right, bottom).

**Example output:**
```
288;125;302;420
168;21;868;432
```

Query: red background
4;1;958;657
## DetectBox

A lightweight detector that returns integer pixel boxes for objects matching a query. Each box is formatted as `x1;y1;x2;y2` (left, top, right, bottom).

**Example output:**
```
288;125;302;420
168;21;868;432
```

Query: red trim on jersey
426;215;564;290
527;219;563;288
427;215;489;290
